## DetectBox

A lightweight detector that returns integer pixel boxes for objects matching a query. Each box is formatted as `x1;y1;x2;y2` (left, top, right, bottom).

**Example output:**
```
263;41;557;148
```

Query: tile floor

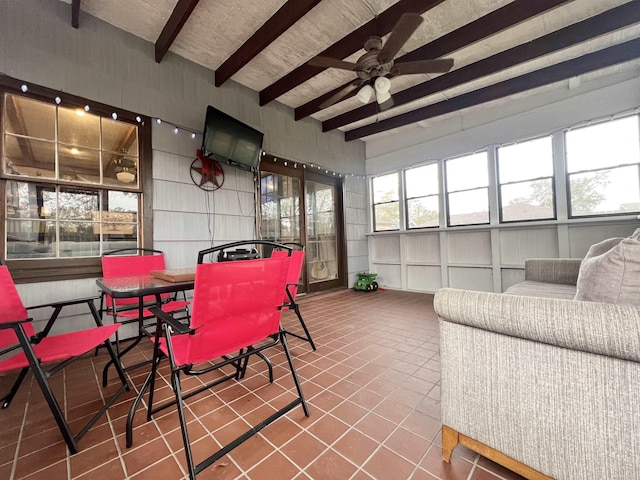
0;289;525;480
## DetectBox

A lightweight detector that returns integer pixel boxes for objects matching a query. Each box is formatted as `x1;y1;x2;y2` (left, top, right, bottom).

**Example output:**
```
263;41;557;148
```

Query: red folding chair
0;262;129;453
127;254;309;479
272;245;316;350
100;248;190;381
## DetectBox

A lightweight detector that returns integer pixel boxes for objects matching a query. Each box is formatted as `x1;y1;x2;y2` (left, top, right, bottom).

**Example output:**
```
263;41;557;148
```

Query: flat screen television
201;105;264;173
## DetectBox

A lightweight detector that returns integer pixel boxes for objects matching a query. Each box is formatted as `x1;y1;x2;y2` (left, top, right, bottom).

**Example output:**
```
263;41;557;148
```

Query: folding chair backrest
0;265;35;350
271;250;304;302
102;251;168;306
185;256;290;365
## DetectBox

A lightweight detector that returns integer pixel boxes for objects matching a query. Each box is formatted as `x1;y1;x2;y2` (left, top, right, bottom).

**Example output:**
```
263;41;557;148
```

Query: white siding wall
0;0;367;333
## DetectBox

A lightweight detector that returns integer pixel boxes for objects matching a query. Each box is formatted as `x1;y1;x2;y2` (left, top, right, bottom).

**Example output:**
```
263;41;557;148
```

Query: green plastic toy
354;272;379;292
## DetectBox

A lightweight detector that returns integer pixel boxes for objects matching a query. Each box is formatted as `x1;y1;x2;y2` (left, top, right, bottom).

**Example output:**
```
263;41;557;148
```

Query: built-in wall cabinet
369;219;638;293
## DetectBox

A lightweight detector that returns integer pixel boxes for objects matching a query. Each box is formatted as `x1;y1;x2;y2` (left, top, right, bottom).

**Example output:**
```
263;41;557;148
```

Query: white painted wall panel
405;234;440;263
448;267;493;292
499;228;559;265
447;231;492;265
371;236;401;263
501;268;526;292
371;263;402;289
407;265;442;292
568;223;638;257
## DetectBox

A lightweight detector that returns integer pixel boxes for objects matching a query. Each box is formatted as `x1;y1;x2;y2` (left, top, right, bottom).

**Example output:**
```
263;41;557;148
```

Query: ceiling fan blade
391;58;454;75
308;56;358;71
378;13;424;64
319;80;366;109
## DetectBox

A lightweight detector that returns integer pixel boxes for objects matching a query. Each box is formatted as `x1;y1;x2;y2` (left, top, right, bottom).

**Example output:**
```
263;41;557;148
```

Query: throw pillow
574;229;640;305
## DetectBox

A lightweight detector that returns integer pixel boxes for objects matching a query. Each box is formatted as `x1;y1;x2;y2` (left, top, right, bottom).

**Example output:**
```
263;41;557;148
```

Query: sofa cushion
574;229;640;305
505;280;577;300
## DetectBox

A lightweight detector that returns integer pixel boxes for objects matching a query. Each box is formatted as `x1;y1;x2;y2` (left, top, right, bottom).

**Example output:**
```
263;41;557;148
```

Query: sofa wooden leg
442;425;459;462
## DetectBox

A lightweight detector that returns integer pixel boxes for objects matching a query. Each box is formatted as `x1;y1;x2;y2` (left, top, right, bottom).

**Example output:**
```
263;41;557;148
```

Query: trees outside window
565;115;640;217
405;163;439;229
372;173;399;231
498;136;555;222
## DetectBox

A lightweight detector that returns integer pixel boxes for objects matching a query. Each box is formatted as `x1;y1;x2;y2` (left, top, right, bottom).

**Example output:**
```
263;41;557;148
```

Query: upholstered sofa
434;254;640;479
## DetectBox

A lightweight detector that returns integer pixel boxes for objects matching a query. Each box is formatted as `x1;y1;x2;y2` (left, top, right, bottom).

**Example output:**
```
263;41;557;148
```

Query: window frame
497;135;557;224
404;162;440;230
0;75;153;283
371;172;400;232
564;114;640;219
444;151;490;227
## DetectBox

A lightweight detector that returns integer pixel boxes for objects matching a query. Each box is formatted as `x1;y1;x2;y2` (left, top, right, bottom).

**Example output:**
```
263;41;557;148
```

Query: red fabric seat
133;254;310;479
0;264;128;453
100;248;190;375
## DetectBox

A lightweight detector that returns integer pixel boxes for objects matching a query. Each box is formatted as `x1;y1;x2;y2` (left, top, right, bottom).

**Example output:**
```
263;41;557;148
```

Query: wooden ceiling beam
344;37;640;141
296;0;569;121
71;0;81;29
259;0;446;106
324;0;640;132
155;0;200;63
215;0;323;87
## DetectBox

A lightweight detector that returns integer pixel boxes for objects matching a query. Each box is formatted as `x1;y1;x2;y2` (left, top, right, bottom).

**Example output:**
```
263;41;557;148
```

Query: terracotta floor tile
355;412;397;442
130;455;185;479
362;446;416;480
75;458;126;480
122;437;172;476
420;445;475;480
305;448;358;480
330;399;368;425
13;441;67;479
245;451;300;480
1;290;489;480
383;427;432;464
476;456;527;480
20;459;68;480
306;413;349;446
70;438;121;478
280;430;327;469
332;429;379;466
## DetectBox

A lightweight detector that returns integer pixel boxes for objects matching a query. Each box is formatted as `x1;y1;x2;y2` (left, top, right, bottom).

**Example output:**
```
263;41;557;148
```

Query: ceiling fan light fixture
356;84;374;104
374;76;392;104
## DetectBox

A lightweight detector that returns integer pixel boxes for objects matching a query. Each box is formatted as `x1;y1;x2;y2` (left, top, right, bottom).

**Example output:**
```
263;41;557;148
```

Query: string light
12;84;367;178
265;152;366;179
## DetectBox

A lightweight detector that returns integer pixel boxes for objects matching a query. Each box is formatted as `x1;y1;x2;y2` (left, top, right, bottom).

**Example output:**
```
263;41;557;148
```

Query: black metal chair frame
0;273;129;453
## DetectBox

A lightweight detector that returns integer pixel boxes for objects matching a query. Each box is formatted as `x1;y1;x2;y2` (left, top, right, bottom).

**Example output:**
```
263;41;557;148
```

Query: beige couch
434;258;640;479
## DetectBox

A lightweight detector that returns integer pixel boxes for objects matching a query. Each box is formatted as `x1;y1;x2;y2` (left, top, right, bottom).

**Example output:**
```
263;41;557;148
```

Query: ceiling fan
309;13;454;110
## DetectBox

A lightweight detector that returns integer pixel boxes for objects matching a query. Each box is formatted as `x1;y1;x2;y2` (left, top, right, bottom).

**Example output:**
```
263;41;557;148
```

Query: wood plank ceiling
66;0;640;142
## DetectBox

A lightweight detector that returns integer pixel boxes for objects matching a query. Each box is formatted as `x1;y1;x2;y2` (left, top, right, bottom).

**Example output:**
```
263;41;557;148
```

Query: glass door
260;157;345;293
305;180;338;287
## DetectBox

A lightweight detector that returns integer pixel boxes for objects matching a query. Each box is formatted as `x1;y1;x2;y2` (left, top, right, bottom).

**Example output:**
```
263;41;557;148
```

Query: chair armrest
524;258;582;285
149;306;192;335
434;288;640;363
26;294;101;311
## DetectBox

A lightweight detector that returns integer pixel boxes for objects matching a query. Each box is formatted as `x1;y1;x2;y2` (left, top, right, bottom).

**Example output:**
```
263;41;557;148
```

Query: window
405;163;439;229
565;115;640;217
1;82;151;282
372;172;399;231
497;136;555;222
445;152;489;226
